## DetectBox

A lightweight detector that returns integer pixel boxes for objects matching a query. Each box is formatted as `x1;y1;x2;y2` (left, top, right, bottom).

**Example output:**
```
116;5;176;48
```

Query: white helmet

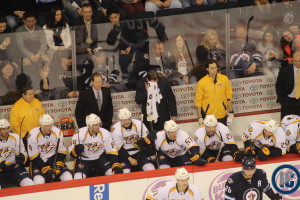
86;114;101;127
0;119;10;128
39;114;54;126
118;108;132;120
175;168;189;180
203;115;218;127
264;119;277;133
164;120;178;132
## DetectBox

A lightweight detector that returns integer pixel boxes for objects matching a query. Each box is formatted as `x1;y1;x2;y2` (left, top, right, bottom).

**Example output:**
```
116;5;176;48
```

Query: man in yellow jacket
195;59;234;126
10;85;45;147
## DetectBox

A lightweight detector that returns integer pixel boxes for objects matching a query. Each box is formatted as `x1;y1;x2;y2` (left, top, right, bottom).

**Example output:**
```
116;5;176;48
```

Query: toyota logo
45;109;50;114
267;76;276;82
250;98;259;104
4;113;9;120
267;102;276;108
113;101;120;107
58;101;68;107
233;93;241;99
181;106;190;112
129;105;139;112
231;80;241;87
267;89;276;96
129;93;135;99
181;93;190;99
250;85;259;91
233;106;242;112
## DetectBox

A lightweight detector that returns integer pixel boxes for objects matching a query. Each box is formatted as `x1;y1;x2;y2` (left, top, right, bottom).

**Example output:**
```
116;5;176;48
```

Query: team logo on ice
209;170;235;200
243;188;260;200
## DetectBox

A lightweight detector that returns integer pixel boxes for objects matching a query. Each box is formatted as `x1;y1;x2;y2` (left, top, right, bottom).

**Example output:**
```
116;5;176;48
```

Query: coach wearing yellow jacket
195;59;234;126
10;85;45;139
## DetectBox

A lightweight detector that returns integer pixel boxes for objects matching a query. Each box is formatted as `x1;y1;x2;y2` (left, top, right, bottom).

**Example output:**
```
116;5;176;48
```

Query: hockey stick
106;57;109;77
215;142;224;163
19;116;25;154
184;40;195;68
72;117;83;179
113;55;117;70
52;127;62;182
148;114;159;168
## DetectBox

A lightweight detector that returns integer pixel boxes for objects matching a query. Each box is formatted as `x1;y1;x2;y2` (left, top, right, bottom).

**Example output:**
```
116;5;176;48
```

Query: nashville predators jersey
281;115;300;131
111;119;149;155
0;133;28;165
242;120;286;154
285;120;300;151
69;126;118;161
194;123;237;155
147;181;203;200
28;126;66;163
155;130;198;158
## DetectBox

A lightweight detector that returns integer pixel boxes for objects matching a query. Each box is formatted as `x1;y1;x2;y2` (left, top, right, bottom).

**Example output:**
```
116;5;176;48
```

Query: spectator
280;29;296;67
188;62;207;84
61;0;88;25
257;28;281;77
135;70;177;131
0;61;17;97
276;50;300;119
196;29;226;72
10;85;45;148
230;23;248;54
145;0;182;13
0;17;12;62
34;0;63;26
43;7;71;60
180;0;207;8
195;59;234;126
150;41;174;73
120;0;145;15
207;0;237;6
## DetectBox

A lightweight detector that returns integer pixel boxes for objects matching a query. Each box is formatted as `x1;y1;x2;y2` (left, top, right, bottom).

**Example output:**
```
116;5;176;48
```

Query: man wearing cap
146;168;204;200
194;115;243;163
28;114;73;184
69;114;122;179
111;108;155;173
154;120;206;169
242;119;286;161
225;157;282;200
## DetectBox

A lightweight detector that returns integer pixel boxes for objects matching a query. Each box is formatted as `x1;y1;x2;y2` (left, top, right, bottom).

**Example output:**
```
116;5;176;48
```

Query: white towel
146;82;162;123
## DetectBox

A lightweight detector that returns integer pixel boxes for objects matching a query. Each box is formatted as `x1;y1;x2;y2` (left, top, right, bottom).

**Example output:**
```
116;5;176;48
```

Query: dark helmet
242;157;256;170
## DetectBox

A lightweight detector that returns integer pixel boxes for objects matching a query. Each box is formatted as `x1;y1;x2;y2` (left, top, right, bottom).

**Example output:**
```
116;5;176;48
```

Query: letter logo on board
90;184;109;200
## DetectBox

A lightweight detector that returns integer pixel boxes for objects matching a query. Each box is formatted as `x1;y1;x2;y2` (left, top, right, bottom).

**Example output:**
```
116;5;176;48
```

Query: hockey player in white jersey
28;114;73;184
155;120;206;169
146;168;204;200
69;114;122;179
0;119;34;188
111;108;155;173
281;114;300;131
194;115;243;163
242;119;286;161
285;118;300;154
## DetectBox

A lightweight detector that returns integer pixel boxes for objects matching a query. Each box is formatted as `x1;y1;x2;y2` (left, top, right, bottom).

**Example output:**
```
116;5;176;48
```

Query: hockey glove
244;146;255;157
296;142;300;154
258;147;270;161
41;166;53;182
145;130;157;144
54;161;65;176
207;157;216;163
227;113;234;126
198;117;203;125
271;193;282;200
194;157;207;166
134;139;145;150
112;163;123;174
15;153;26;165
0;160;14;172
74;144;84;156
233;151;243;162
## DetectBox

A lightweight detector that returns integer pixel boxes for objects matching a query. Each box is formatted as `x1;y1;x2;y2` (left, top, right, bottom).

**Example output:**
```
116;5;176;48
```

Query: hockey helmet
175;168;189;180
203;115;218;127
242;157;256;170
39;114;54;126
264;119;277;133
118;108;132;120
0;119;10;128
86;114;101;127
164;120;178;132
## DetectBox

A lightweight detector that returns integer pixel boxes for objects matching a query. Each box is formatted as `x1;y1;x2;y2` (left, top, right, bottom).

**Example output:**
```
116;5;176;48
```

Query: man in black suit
135;70;177;131
276;50;300;119
75;72;113;130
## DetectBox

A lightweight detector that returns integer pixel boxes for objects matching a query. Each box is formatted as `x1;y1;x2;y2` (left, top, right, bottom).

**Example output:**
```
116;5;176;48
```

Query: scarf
146;81;162;123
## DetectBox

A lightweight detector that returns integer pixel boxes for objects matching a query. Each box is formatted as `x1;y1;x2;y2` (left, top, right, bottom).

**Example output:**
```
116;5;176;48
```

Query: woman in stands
0;17;12;62
196;29;226;73
0;61;17;97
257;28;281;77
280;29;296;67
43;7;71;60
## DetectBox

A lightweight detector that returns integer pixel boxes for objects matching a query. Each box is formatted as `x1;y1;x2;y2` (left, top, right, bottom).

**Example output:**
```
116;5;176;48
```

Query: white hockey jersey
285;120;300;151
28;126;66;162
194;123;237;155
147;181;203;200
69;126;118;161
111;119;148;155
281;115;300;131
242;120;286;154
155;130;198;158
0;133;28;165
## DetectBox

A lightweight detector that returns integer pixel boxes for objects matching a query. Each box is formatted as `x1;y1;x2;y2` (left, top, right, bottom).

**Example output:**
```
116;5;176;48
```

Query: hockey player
155;120;206;169
225;157;282;200
194;115;243;163
28;114;73;184
280;114;300;131
70;114;122;179
285;118;300;154
111;108;155;173
242;119;286;161
146;168;204;200
0;119;34;188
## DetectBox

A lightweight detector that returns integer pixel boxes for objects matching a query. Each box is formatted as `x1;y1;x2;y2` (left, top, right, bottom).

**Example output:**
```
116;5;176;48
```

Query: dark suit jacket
75;87;113;130
276;64;295;103
135;77;177;126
